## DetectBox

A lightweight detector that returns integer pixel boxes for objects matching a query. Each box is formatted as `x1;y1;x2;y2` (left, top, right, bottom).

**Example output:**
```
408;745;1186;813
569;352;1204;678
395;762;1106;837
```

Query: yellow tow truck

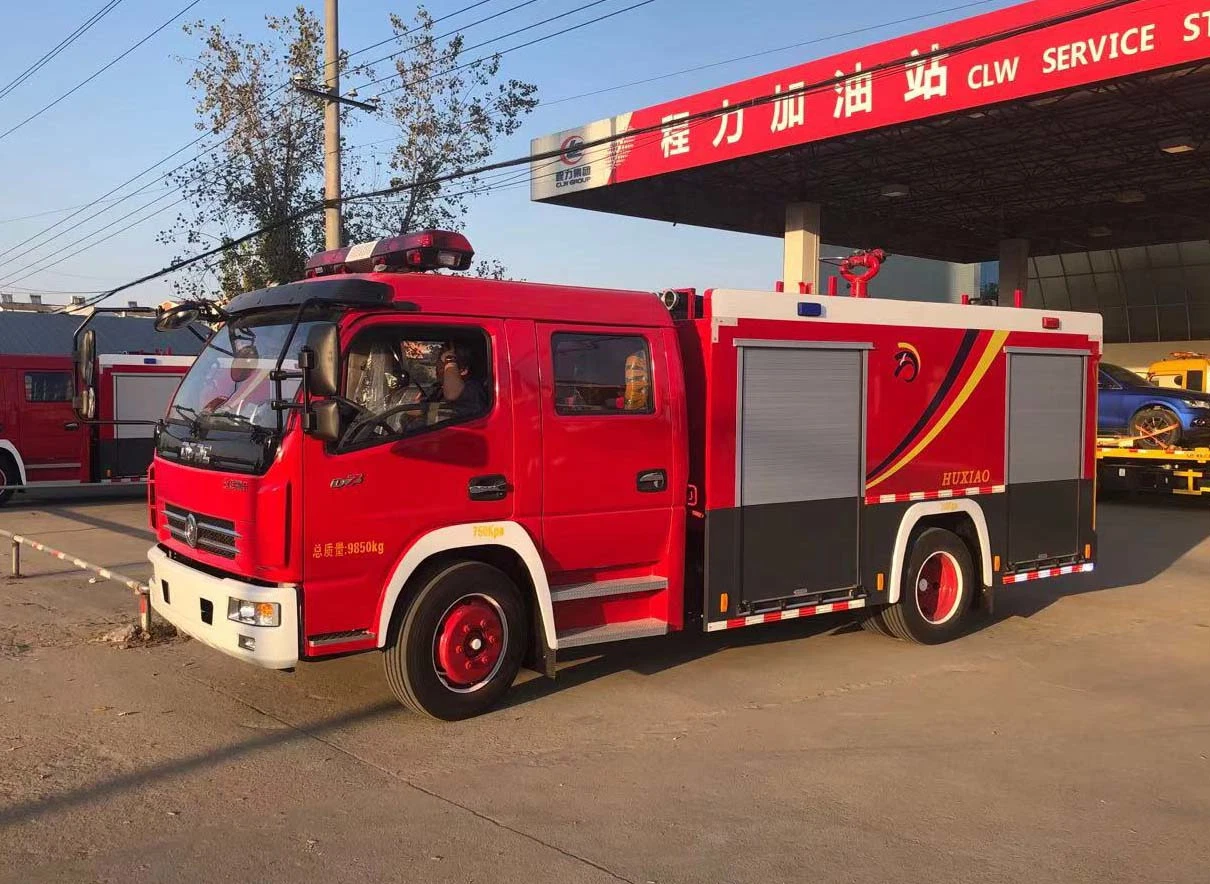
1146;352;1210;394
1097;436;1210;497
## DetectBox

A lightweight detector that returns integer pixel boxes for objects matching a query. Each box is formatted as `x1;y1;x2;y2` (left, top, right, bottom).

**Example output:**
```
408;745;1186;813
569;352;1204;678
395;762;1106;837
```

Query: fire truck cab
148;230;1101;720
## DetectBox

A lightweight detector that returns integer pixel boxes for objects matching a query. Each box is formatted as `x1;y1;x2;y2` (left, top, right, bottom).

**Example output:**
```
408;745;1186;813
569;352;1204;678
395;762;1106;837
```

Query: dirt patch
0;627;33;658
96;620;183;649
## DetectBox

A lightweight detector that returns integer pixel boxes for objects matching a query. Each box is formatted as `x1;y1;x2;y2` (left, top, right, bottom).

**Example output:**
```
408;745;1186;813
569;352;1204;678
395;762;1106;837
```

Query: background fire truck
146;230;1101;720
0;309;202;504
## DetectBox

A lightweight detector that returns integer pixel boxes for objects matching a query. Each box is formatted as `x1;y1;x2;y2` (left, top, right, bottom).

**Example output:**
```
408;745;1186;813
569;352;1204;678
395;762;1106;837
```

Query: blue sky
0;0;1016;305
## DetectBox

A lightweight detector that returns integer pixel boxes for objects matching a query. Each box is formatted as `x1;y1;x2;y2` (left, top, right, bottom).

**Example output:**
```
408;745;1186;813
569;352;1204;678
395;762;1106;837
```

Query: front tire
0;454;19;506
871;528;975;645
383;561;527;720
1130;405;1181;449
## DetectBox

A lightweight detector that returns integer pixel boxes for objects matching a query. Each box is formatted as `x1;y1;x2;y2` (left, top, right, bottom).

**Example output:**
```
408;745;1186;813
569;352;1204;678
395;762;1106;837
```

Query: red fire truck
0;311;196;504
147;230;1100;719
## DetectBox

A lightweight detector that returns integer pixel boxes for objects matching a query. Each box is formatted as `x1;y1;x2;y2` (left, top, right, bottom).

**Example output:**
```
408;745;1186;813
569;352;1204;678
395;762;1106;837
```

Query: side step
549;576;668;603
557;618;668;649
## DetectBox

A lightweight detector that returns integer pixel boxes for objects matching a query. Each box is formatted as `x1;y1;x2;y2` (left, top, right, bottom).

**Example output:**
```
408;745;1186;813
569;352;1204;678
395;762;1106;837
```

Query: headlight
1181;399;1210;410
227;598;281;627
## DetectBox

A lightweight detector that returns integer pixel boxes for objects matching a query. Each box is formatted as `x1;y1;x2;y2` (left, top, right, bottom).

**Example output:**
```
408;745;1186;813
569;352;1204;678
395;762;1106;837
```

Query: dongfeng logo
560;135;585;166
893;342;921;383
184;513;199;549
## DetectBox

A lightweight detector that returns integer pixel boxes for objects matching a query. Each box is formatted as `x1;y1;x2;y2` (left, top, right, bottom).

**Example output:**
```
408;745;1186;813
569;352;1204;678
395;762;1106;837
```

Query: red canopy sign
531;0;1210;200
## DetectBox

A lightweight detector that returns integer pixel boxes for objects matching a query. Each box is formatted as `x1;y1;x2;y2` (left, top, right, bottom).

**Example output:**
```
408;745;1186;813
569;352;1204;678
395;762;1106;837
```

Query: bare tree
159;8;338;298
162;6;537;298
343;9;538;247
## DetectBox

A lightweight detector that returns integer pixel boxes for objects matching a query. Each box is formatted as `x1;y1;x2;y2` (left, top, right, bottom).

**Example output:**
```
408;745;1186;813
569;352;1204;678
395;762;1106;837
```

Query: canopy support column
999;238;1030;305
783;202;821;295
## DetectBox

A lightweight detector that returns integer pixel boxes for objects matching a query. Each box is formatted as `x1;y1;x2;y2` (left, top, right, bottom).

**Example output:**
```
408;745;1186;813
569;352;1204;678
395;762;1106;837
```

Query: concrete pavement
0;489;1207;883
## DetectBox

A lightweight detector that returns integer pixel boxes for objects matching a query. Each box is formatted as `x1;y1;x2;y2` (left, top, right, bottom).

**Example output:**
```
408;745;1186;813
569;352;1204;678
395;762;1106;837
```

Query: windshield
168;311;328;432
1101;363;1153;387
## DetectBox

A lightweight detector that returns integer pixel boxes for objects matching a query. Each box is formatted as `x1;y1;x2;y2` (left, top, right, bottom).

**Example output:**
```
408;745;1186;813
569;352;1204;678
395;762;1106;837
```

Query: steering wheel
341;400;429;446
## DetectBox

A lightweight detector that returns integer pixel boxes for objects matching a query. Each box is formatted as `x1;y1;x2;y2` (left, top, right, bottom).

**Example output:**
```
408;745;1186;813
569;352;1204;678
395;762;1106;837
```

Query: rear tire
860;610;894;636
383;561;526;721
1130;405;1181;449
878;528;975;645
0;454;19;506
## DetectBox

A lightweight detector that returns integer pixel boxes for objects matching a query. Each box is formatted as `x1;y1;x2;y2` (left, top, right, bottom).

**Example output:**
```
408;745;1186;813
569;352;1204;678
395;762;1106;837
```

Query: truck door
299;317;515;641
536;325;676;584
1006;352;1086;565
734;343;865;608
18;369;83;482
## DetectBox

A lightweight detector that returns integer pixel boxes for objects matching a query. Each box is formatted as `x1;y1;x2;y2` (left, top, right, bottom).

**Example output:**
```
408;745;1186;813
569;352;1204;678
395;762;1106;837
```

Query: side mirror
300;323;340;398
304;399;343;443
73;329;97;420
77;329;96;387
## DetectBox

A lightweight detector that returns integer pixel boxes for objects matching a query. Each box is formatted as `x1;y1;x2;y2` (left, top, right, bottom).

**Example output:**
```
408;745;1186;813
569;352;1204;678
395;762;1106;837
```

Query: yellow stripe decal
868;329;1010;489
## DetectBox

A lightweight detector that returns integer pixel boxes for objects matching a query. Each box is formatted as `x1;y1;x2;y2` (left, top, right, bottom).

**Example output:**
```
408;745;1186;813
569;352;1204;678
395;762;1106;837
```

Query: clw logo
893;342;921;383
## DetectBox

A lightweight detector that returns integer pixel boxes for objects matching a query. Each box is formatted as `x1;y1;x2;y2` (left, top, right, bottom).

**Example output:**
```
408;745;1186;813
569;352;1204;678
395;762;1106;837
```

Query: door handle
468;474;509;502
637;469;668;493
63;422;80;431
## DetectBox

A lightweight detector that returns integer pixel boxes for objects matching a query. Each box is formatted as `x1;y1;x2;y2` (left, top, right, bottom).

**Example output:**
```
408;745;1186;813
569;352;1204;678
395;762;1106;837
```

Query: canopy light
1159;137;1197;155
881;184;910;198
1088;225;1112;238
304;229;475;278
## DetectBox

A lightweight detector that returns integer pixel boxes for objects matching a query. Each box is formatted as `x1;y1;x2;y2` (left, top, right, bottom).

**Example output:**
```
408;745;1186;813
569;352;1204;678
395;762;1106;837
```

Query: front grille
164;504;239;559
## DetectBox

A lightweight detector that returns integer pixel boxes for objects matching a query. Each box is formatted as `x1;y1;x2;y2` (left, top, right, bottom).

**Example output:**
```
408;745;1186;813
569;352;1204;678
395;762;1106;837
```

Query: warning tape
0;528;147;596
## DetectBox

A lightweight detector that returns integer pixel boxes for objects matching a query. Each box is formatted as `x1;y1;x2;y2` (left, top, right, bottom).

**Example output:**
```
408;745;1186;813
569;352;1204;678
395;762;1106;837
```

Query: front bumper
148;545;299;669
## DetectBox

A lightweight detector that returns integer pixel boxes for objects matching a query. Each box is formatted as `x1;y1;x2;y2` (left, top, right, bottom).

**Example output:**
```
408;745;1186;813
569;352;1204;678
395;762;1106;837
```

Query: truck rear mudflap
148;545;300;669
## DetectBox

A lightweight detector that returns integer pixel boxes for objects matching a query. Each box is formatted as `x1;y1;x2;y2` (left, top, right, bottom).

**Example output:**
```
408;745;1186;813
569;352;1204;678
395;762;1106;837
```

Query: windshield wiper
171;404;202;434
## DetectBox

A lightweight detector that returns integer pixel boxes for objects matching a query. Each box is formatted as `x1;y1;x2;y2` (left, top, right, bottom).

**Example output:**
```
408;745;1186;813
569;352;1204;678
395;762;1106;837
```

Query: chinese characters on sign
555;165;592;189
712;99;744;147
905;43;949;101
834;62;873;118
771;82;805;132
661;112;690;157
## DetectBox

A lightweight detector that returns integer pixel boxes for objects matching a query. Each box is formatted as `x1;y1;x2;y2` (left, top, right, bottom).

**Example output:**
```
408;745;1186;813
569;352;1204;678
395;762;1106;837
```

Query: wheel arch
1132;401;1185;421
0;441;27;486
888;500;992;604
374;521;555;652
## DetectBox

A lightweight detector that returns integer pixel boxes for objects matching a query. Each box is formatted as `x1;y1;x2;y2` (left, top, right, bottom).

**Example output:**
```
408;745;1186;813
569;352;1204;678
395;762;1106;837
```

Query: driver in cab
434;344;487;420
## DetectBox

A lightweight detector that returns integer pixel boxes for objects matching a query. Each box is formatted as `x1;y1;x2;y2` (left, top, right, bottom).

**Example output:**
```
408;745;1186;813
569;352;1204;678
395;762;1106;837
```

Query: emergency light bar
305;229;474;277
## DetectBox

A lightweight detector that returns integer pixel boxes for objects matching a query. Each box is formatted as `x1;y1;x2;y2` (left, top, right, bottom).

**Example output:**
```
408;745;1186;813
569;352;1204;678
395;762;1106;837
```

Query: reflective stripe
706;598;867;632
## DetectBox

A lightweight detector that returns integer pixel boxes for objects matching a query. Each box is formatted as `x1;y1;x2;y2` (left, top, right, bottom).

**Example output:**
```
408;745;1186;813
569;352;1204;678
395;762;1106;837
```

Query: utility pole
323;0;341;250
291;0;378;250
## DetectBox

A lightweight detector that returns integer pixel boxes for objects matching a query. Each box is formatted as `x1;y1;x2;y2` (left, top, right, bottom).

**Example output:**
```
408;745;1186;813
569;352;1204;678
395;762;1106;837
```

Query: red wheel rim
915;551;962;625
434;595;507;692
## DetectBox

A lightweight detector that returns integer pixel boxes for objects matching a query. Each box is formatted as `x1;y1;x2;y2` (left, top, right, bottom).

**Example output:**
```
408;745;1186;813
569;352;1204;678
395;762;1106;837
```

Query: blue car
1098;362;1210;448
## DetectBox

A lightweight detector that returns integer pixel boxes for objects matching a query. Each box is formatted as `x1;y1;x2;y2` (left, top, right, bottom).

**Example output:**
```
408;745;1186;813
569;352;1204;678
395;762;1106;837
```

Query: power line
12;1;626;286
0;0;203;143
537;0;1000;108
346;0;542;77
63;0;1140;314
2;3;545;279
0;0;126;102
346;0;497;62
0;113;319;288
0;188;175;225
357;0;637;95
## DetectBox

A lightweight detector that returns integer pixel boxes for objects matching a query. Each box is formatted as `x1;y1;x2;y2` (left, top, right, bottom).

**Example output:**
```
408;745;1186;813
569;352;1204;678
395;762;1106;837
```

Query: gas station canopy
530;0;1210;264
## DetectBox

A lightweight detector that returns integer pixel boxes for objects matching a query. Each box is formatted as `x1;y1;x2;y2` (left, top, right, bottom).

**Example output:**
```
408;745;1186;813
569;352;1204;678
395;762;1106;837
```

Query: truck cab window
340;326;491;445
552;333;653;415
24;372;72;402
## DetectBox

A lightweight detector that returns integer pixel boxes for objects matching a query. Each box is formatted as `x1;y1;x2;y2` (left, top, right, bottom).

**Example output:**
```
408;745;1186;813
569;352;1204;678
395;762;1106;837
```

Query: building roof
0;311;208;357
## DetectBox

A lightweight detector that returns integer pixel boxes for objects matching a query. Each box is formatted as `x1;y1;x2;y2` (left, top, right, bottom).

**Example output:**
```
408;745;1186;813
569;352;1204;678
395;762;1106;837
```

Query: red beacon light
305;229;474;278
